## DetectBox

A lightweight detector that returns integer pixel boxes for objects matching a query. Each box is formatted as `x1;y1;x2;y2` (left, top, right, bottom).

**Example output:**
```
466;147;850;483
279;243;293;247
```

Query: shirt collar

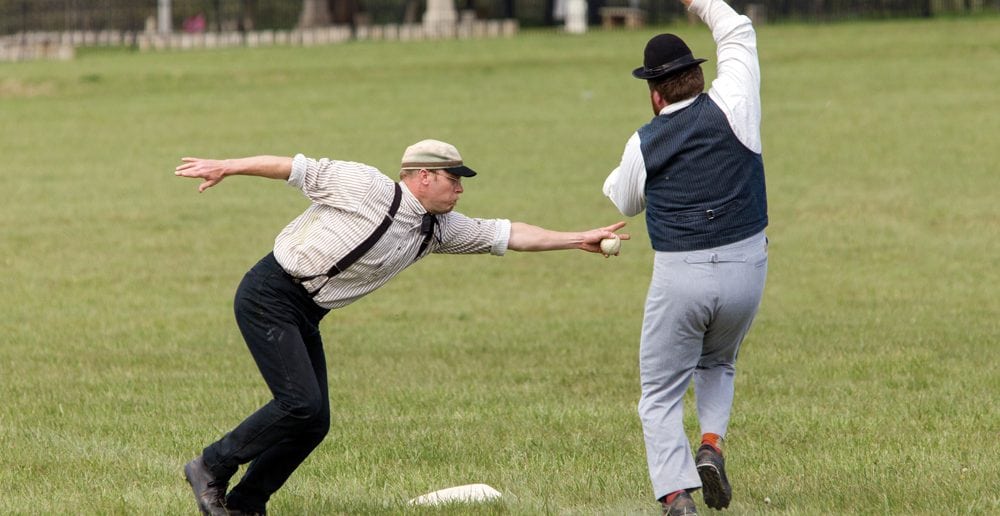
397;180;442;232
658;95;699;116
398;180;426;216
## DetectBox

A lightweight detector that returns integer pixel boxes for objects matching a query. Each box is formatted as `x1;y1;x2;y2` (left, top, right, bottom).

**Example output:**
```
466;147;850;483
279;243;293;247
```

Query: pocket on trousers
751;235;768;268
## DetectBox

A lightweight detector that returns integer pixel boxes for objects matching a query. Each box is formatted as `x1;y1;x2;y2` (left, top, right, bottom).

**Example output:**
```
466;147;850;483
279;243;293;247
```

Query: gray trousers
638;231;768;499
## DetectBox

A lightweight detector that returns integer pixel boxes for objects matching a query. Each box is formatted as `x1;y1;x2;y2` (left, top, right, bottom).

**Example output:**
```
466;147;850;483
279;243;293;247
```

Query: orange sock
660;490;685;504
701;433;723;454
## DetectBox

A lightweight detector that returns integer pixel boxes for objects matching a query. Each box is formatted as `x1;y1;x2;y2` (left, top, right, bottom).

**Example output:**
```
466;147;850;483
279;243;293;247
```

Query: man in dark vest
602;0;768;513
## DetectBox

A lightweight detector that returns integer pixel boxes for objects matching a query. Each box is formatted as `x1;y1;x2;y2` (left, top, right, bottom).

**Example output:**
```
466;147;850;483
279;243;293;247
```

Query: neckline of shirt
397;181;437;230
658;95;699;116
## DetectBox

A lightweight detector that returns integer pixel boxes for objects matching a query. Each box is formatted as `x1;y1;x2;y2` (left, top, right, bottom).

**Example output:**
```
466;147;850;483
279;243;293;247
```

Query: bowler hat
632;34;707;80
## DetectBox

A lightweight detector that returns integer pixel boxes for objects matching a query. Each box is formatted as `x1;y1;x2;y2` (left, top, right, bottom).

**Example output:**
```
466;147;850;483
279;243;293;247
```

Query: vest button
706;209;715;220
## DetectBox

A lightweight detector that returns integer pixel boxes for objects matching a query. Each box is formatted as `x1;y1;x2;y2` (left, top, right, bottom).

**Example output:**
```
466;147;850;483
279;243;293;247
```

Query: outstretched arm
174;155;293;192
508;221;630;255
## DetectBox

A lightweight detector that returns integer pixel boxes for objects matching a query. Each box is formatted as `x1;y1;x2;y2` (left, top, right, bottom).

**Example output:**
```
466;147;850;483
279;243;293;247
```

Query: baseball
600;234;621;255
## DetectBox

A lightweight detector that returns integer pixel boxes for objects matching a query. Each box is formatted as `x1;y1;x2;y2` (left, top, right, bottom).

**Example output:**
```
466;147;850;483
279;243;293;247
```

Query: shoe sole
697;462;732;510
183;463;212;516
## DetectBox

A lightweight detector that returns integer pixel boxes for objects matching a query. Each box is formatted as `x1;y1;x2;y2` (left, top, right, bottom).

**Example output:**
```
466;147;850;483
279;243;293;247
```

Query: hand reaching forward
175;157;228;193
579;221;631;256
508;221;630;255
174;155;293;192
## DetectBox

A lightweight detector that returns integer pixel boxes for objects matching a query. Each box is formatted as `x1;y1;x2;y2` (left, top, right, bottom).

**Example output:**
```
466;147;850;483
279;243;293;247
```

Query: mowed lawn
1;15;997;515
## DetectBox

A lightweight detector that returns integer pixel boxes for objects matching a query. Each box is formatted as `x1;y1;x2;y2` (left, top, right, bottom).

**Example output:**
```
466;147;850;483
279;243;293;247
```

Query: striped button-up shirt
273;154;511;309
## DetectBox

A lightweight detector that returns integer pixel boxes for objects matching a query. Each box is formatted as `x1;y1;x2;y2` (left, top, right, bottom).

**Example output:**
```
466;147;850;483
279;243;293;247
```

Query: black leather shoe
226;510;264;516
184;455;229;516
696;444;732;509
662;491;698;515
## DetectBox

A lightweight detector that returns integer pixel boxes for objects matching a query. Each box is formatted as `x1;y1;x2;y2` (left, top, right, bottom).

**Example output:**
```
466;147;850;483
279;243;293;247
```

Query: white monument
424;0;458;35
565;0;588;34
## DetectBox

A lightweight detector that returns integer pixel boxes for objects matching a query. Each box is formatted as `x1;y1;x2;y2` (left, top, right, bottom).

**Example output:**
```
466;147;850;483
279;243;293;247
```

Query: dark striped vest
640;94;768;252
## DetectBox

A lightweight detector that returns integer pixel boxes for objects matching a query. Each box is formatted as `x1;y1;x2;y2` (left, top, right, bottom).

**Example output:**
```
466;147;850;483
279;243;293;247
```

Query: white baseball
600;234;621;255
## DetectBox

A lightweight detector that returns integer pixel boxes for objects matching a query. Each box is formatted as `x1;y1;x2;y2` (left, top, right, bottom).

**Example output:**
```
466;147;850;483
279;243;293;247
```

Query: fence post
158;0;172;34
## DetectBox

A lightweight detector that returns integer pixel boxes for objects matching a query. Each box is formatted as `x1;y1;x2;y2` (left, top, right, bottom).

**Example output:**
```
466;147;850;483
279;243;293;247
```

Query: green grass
1;16;999;515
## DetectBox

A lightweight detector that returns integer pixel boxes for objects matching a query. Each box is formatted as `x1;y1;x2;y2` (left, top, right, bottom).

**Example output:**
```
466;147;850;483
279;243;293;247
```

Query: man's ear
651;89;667;112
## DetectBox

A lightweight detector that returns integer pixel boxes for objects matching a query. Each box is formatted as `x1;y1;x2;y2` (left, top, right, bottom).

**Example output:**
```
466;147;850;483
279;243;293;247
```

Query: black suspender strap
303;183;402;296
414;213;437;261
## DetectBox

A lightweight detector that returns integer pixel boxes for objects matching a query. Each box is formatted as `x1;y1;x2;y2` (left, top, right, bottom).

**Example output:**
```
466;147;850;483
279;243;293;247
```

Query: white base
408;483;502;505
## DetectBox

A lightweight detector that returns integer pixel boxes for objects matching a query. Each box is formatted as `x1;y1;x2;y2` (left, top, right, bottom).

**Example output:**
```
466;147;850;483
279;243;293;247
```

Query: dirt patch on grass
0;79;57;98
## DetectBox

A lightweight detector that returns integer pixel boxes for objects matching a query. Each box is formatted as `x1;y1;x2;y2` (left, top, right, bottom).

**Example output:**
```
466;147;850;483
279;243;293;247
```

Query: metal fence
1;0;998;36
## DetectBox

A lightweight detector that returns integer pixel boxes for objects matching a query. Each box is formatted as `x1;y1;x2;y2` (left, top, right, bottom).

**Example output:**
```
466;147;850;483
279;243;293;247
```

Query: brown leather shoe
696;444;732;509
183;455;229;516
662;491;698;515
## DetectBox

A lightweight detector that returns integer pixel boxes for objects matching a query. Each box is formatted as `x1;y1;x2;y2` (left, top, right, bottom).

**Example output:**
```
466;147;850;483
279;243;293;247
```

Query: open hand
175;157;227;193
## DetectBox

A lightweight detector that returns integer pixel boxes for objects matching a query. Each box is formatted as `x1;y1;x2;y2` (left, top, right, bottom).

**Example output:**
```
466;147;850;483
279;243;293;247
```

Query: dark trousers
201;252;331;513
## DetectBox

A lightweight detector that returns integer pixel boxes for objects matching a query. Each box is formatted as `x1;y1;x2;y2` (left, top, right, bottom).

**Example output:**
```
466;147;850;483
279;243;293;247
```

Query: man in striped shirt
603;0;768;513
176;139;628;516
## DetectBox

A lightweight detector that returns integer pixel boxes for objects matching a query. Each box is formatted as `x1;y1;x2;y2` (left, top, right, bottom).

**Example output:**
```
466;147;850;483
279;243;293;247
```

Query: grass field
1;15;998;515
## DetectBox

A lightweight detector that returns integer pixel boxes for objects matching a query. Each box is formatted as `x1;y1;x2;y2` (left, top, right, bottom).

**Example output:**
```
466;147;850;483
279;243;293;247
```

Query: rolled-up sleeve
435;213;511;256
491;219;512;256
288;153;308;189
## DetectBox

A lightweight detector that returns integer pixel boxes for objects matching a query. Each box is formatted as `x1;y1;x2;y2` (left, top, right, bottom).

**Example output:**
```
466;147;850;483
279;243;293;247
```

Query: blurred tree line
0;0;996;35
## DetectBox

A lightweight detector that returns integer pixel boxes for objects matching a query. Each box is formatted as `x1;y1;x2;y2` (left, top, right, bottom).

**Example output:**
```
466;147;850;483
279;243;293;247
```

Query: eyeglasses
430;170;462;187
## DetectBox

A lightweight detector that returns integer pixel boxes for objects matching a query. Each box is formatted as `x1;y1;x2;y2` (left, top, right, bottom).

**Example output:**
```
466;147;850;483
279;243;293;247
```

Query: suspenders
415;213;437;259
300;183;403;296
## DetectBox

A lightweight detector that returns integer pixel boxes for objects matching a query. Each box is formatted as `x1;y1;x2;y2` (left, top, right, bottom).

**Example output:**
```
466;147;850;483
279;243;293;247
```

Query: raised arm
508;221;630;255
692;0;762;153
174;155;293;192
